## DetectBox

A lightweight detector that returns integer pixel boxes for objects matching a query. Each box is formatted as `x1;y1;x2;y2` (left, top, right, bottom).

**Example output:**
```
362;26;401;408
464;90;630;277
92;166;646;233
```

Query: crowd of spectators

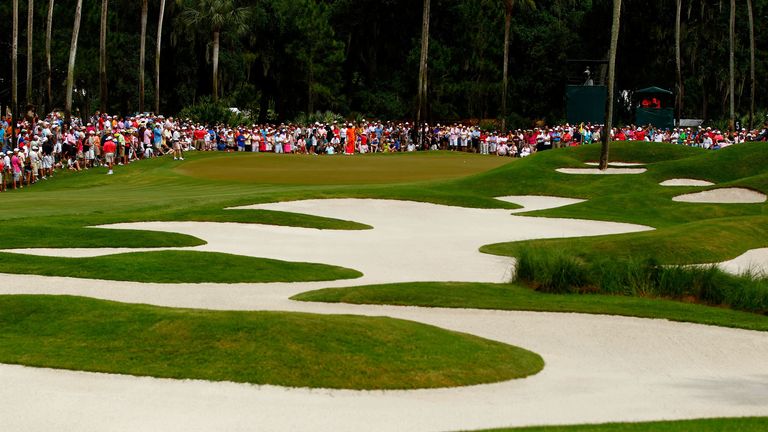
1;111;765;193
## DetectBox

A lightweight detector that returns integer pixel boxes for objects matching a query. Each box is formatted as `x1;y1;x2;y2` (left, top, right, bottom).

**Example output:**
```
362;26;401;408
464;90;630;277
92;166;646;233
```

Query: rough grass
472;417;768;431
0;295;544;390
513;247;768;314
293;282;768;332
0;250;362;283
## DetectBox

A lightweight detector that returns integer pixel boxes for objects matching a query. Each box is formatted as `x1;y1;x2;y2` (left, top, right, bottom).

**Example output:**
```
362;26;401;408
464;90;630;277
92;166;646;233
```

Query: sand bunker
660;179;715;187
717;248;768;276
557;168;647;175
1;198;767;431
584;162;645;167
672;187;767;204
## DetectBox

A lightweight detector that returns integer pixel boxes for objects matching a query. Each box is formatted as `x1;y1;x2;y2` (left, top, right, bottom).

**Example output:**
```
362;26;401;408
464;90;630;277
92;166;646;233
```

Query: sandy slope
672;187;767;203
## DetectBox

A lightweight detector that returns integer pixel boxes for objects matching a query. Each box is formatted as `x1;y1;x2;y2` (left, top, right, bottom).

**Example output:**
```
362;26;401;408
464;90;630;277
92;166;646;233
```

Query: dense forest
0;0;766;126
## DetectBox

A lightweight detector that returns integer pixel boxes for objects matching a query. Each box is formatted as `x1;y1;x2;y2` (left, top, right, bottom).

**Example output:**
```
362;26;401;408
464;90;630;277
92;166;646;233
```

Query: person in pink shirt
0;152;6;192
11;149;23;189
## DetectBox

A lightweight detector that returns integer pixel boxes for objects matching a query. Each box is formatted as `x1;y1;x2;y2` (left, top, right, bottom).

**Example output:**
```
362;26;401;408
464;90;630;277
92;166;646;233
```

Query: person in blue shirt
236;131;246;151
153;124;163;153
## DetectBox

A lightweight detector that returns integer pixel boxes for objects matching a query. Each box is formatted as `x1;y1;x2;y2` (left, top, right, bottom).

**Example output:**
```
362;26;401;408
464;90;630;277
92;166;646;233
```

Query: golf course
1;142;767;431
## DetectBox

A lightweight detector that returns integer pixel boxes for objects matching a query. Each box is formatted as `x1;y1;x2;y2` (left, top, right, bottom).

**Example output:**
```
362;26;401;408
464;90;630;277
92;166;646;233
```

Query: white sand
672;187;767;203
585;162;646;167
1;197;767;431
717;248;768;276
660;179;716;187
557;168;647;175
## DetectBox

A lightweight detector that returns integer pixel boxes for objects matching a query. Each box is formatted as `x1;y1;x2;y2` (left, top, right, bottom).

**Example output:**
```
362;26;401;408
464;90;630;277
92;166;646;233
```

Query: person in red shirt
102;135;117;175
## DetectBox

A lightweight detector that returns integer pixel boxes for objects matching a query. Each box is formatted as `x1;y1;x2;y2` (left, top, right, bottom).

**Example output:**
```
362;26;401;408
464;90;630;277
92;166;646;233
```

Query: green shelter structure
635;86;674;130
566;85;607;125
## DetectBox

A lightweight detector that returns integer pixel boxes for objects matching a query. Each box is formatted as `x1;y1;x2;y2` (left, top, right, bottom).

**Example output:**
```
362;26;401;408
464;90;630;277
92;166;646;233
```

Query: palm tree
599;0;622;171
139;0;148;113
26;0;34;105
501;0;534;134
46;0;55;111
674;0;683;126
156;0;167;114
747;0;755;130
100;0;109;112
12;0;19;146
65;0;83;122
728;0;735;132
415;0;430;147
178;0;251;102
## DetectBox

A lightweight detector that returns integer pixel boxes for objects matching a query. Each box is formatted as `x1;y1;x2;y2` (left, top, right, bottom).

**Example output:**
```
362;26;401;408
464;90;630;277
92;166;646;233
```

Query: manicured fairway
0;295;544;389
175;152;513;185
0;250;362;283
294;282;768;332
479;417;768;431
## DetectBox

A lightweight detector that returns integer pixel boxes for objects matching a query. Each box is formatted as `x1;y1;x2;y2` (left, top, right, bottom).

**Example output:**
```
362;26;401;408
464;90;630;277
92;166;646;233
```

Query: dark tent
635;87;674;130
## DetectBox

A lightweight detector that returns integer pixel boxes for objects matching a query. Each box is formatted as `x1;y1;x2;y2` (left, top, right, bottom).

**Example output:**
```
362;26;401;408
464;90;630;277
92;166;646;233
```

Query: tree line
1;0;765;128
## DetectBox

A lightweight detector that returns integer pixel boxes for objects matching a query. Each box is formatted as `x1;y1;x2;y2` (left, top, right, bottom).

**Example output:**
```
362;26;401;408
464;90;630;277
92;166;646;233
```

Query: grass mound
293;282;768;332
0;250;362;283
478;416;768;431
0;295;544;389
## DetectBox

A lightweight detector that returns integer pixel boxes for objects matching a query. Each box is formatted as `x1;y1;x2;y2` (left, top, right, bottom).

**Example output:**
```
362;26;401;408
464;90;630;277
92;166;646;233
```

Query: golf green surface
174;151;513;184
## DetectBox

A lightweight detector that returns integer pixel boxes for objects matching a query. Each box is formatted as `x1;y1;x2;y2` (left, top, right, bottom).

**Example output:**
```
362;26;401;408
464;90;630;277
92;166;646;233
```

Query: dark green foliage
177;97;250;126
4;0;767;122
513;247;768;314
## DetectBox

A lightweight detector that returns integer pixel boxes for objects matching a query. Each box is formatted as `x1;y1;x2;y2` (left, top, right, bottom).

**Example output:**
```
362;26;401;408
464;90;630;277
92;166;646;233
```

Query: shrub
513;249;768;315
177;98;251;127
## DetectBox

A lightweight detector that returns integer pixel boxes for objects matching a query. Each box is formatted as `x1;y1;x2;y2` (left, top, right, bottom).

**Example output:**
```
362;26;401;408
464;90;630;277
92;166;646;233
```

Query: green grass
0;250;362;283
175;151;513;185
511;247;768;314
473;417;768;431
2;142;768;388
293;282;768;332
0;295;543;389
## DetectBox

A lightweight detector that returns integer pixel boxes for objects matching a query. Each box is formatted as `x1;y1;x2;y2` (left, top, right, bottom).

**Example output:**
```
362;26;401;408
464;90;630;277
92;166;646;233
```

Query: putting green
174;152;512;185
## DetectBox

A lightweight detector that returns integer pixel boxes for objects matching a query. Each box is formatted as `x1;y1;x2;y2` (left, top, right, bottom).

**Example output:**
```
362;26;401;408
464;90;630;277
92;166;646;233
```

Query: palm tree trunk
747;0;755;130
416;0;431;147
139;0;148;113
212;30;220;102
675;0;683;125
46;0;55;112
502;1;513;134
99;0;109;113
155;0;166;114
728;0;735;132
12;0;19;147
26;0;34;105
65;0;83;123
600;0;622;171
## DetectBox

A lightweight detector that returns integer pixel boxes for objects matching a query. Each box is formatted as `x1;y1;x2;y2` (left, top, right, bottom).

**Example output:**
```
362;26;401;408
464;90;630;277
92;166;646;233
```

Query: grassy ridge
474;417;768;432
0;250;362;283
293;282;768;332
0;295;543;389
